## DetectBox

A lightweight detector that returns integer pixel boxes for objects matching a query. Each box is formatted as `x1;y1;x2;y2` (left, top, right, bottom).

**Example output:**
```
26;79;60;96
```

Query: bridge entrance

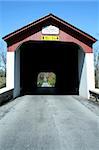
19;41;80;95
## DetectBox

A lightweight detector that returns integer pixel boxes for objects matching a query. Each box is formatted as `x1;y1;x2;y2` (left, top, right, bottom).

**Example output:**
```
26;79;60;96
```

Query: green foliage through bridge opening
37;72;56;87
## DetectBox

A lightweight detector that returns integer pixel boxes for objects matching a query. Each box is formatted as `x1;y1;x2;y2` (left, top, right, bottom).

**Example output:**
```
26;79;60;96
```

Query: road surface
0;95;99;150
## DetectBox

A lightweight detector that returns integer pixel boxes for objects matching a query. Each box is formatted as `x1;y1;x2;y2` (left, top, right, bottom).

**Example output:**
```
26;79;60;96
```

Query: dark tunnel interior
20;41;79;95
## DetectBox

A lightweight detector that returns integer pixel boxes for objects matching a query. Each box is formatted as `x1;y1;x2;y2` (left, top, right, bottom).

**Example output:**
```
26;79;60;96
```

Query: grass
0;77;6;89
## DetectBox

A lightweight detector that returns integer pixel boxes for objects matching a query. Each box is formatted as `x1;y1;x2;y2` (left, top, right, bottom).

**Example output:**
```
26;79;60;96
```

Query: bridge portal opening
37;72;56;87
18;41;80;95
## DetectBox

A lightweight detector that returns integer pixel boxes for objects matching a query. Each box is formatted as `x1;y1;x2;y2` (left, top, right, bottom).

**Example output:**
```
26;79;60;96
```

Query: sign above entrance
41;35;59;41
42;25;59;35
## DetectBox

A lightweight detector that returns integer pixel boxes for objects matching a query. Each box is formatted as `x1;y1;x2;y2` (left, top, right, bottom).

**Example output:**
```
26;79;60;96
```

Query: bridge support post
6;52;14;91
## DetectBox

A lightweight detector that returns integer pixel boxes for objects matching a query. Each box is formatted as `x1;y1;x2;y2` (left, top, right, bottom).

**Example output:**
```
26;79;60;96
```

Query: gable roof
3;13;97;45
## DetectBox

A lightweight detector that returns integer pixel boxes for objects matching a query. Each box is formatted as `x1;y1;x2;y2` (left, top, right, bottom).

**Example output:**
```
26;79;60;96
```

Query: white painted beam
86;53;95;98
6;52;14;90
79;52;95;99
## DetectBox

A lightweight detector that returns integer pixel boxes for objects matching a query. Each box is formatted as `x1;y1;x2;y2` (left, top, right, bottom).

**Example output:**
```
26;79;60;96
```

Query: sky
0;0;99;50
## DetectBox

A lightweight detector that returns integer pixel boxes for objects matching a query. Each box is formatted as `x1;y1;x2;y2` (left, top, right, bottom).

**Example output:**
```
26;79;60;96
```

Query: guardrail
0;89;13;105
89;90;99;102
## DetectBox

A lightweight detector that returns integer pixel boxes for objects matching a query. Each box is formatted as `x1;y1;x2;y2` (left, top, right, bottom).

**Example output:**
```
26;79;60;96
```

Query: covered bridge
3;14;97;98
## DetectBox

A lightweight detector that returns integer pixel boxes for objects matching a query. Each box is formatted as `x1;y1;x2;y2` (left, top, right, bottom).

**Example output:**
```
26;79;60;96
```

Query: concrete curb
0;89;13;105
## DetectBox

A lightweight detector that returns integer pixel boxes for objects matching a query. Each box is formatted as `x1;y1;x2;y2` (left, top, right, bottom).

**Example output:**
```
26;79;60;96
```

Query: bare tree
0;51;6;72
0;41;6;77
0;40;6;88
94;45;99;88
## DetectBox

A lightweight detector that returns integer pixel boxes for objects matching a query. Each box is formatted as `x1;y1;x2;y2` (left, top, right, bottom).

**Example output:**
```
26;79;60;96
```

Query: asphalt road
0;95;99;150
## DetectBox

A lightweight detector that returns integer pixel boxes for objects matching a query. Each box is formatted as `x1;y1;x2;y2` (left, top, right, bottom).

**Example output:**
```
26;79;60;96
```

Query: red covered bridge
3;14;97;98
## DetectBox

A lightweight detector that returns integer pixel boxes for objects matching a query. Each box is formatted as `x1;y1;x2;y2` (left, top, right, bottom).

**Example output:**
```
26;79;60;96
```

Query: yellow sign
41;36;59;41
